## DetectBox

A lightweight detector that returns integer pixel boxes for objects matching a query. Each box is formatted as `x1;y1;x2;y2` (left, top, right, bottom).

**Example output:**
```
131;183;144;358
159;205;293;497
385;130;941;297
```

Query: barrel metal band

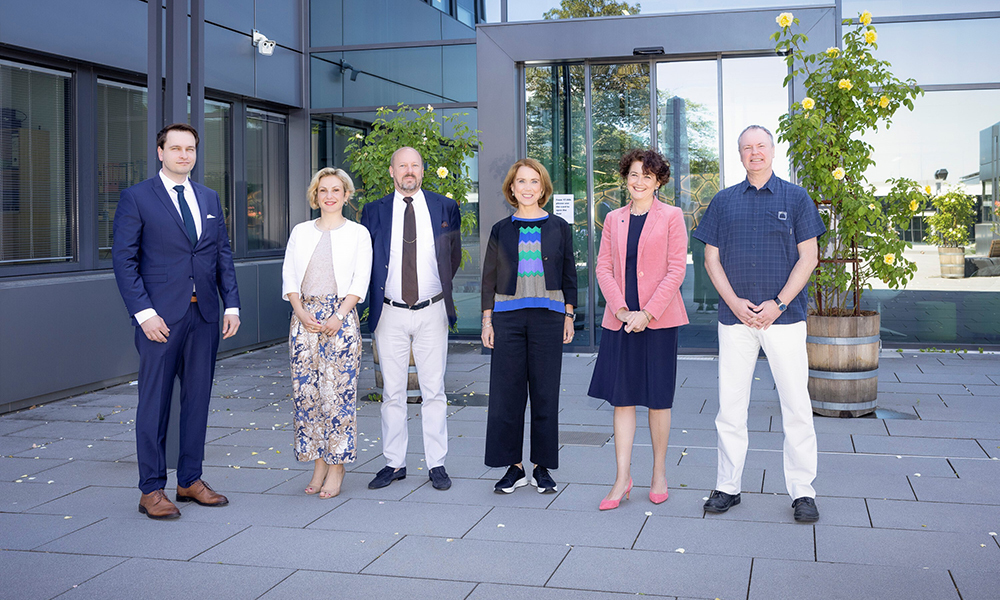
806;334;880;346
811;399;878;411
808;368;879;380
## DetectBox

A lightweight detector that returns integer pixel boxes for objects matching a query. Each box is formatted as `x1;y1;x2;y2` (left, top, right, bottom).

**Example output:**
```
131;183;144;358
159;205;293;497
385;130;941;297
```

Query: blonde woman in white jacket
282;168;372;498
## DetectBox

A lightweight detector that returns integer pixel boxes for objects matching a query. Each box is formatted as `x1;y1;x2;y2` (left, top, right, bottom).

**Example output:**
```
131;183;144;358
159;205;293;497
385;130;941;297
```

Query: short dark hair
156;123;200;149
619;148;670;186
502;158;554;209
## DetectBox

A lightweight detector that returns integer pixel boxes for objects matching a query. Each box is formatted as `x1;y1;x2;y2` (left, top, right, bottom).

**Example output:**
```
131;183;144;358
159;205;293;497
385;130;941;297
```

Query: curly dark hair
618;148;670;186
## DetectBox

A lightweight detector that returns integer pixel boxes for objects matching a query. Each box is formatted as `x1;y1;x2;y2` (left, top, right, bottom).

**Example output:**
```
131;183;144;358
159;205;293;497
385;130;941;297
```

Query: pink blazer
597;200;689;331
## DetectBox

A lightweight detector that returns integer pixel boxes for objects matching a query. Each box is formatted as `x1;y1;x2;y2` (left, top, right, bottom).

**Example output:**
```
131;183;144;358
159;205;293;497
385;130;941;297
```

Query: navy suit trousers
134;302;219;493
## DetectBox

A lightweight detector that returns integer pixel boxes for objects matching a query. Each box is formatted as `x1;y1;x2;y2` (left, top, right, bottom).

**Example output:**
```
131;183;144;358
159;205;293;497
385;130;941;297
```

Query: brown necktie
402;196;418;306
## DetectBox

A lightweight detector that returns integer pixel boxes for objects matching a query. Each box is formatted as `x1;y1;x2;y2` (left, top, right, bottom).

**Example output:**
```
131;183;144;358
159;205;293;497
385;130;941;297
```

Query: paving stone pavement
2;342;999;600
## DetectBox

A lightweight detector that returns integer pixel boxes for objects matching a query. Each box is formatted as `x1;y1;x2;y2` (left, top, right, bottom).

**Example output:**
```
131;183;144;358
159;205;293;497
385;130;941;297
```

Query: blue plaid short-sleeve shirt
692;173;825;325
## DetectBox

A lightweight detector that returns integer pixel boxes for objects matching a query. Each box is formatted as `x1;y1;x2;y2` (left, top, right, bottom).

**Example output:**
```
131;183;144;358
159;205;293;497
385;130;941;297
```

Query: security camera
252;30;276;57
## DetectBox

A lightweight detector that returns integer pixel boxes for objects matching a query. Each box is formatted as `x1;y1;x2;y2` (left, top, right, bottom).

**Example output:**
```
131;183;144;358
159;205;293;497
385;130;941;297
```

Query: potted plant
345;103;480;401
773;10;925;416
924;187;976;278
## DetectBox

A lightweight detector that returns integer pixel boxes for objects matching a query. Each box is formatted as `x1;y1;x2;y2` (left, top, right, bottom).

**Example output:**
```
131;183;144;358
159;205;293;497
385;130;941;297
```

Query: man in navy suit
113;123;241;519
361;146;461;491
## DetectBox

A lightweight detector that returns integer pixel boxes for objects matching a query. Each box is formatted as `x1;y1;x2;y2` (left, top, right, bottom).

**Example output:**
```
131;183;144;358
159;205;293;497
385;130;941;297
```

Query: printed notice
552;194;574;224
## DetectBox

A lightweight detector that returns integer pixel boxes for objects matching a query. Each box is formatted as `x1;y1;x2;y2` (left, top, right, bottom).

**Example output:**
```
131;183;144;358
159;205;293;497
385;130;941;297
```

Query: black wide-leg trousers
485;308;564;469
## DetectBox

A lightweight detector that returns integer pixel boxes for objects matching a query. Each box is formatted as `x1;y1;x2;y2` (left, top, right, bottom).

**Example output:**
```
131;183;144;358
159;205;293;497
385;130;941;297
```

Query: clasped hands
296;310;343;336
616;308;651;333
731;298;781;330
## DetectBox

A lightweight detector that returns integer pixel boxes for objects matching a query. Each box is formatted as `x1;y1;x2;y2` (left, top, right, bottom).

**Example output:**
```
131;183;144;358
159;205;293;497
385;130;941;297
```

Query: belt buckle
410;299;429;310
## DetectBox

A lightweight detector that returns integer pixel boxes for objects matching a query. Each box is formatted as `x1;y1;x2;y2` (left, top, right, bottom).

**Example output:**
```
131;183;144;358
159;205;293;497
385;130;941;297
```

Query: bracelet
482;322;492;328
565;312;575;319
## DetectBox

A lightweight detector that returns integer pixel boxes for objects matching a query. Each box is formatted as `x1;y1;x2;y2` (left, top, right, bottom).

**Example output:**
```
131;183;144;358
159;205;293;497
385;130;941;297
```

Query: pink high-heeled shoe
599;479;633;511
649;484;669;505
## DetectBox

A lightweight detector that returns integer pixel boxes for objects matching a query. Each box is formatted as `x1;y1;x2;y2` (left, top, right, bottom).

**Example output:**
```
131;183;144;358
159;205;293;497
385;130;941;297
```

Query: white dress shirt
134;171;238;324
386;189;442;303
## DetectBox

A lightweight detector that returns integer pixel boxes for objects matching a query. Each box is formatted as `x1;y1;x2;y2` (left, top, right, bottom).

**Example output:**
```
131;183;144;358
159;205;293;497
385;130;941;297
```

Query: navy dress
588;213;679;409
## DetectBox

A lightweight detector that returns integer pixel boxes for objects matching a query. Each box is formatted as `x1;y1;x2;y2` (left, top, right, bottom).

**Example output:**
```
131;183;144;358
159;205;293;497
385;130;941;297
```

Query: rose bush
773;11;925;315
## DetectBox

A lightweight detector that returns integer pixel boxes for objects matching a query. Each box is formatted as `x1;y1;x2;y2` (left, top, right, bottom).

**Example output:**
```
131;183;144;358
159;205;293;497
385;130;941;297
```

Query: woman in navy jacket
481;158;578;495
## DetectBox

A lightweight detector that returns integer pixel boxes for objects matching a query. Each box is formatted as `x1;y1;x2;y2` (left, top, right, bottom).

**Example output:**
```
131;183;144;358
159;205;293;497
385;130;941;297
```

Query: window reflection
873;19;1000;86
844;0;999;17
721;56;790;187
246;109;288;252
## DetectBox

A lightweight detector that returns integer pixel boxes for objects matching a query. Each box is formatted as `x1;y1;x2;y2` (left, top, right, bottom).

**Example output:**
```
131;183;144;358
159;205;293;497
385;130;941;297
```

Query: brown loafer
138;489;181;519
176;479;229;507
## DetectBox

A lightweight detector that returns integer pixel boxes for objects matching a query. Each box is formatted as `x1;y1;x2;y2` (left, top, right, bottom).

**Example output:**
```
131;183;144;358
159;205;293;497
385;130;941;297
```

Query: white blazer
281;219;373;302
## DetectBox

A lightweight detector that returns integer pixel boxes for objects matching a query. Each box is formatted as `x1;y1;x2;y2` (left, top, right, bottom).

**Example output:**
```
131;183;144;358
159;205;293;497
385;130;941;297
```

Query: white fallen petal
675;548;685;553
497;524;505;528
914;473;921;477
645;511;653;516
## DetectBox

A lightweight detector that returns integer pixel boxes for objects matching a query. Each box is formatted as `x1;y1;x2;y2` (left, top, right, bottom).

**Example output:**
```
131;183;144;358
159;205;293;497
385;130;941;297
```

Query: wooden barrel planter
938;246;965;278
371;338;422;403
806;312;880;418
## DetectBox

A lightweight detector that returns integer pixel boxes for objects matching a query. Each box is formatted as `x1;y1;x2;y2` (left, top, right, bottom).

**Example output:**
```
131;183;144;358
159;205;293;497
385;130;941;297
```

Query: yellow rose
865;30;878;44
878;96;890;108
436;166;449;178
884;253;895;265
776;12;793;27
802;97;815;110
866;98;874;106
860;11;872;25
909;200;918;212
445;192;453;199
838;79;853;90
826;47;840;57
924;185;932;194
427;104;434;111
868;203;876;210
832;167;846;180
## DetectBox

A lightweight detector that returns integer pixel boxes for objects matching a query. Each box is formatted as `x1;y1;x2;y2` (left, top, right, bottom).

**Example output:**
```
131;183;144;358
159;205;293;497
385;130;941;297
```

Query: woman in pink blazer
589;149;689;510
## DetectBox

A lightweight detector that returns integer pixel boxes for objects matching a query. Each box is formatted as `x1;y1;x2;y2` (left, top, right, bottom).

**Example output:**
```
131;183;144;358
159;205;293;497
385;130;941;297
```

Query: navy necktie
174;185;198;247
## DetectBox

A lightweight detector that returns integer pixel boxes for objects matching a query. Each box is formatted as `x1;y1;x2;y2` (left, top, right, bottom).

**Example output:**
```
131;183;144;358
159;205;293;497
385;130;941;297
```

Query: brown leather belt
191;294;198;303
384;292;444;311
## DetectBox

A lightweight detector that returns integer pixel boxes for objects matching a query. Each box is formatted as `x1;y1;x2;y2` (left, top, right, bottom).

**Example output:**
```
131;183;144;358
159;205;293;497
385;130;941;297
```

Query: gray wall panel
206;0;254;35
441;13;475;40
257;261;289;342
0;0;147;73
205;24;256;97
0;273;136;402
256;0;303;52
309;0;344;48
255;44;303;107
343;0;441;45
1;262;287;411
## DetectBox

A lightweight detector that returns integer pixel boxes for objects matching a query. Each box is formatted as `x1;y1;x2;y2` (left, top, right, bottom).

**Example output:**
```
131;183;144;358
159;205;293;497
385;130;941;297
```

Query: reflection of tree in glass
542;0;640;19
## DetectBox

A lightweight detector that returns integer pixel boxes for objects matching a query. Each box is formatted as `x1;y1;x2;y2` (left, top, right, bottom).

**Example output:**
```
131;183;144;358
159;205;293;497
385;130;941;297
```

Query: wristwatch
334;311;345;321
773;297;787;312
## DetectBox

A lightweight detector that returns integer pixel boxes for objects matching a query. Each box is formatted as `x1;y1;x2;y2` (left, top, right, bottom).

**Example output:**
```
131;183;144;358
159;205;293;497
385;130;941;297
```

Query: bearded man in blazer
113;123;241;519
361;146;461;491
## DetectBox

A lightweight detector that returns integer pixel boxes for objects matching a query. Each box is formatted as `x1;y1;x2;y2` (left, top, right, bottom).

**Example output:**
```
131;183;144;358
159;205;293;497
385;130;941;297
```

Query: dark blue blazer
361;190;462;331
112;176;240;325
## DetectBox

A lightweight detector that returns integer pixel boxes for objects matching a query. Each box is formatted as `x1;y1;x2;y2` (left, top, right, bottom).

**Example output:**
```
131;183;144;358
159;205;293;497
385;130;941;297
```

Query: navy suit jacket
112;176;240;325
361;190;462;331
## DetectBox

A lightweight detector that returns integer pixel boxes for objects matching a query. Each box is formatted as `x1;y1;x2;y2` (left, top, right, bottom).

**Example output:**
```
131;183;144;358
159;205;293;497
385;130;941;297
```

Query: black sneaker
703;490;741;513
531;466;558;494
428;466;452;490
493;465;527;494
792;496;820;523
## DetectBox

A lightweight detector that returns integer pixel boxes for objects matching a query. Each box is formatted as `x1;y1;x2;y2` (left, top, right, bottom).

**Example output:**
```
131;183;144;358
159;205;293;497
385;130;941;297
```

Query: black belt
384;292;444;311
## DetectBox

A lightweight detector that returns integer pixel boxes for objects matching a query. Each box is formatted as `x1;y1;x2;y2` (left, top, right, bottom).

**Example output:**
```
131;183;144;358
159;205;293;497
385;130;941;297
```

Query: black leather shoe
703;490;741;513
368;466;406;489
429;466;452;490
792;496;820;523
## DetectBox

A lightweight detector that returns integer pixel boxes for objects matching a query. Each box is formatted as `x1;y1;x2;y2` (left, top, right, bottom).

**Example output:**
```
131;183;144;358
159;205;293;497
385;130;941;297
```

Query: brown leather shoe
138;489;181;519
176;479;229;507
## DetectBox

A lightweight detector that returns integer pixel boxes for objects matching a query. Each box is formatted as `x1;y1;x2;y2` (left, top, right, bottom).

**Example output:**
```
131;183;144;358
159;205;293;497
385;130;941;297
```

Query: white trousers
373;302;449;469
716;322;817;499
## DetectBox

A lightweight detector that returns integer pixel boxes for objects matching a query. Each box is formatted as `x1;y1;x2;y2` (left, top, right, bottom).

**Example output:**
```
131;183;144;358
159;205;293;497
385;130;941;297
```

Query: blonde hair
502;158;554;209
307;168;355;209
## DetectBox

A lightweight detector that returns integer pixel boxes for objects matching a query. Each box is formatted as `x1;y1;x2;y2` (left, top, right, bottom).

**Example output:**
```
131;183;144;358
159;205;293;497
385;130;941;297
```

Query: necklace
630;204;650;216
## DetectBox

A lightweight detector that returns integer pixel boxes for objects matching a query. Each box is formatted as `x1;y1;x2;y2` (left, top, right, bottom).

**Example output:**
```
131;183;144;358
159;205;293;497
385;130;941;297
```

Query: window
203;100;233;241
0;60;72;265
246;108;289;252
97;80;147;260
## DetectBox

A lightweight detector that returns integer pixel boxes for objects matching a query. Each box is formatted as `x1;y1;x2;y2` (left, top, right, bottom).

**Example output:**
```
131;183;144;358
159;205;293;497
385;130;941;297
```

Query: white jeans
373;302;449;469
716;322;817;499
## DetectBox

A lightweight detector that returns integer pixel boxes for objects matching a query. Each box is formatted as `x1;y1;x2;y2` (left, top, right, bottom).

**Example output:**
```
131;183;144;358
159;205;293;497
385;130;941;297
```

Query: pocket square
207;214;217;219
442;221;449;228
